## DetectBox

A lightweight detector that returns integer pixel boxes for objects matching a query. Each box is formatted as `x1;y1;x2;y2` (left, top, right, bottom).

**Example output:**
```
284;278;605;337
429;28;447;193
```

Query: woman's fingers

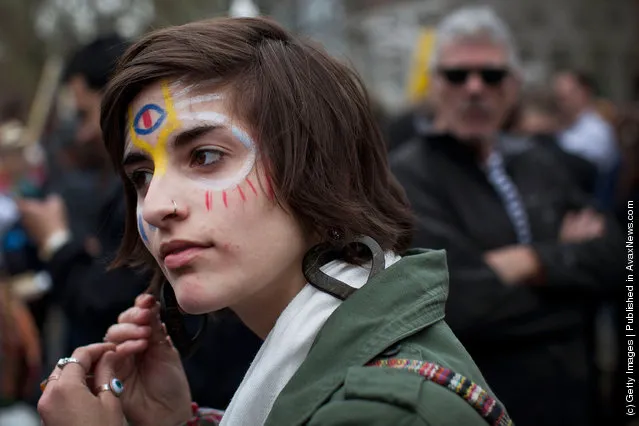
148;304;174;348
57;343;116;386
117;305;156;326
105;323;152;344
135;293;157;309
115;339;150;358
93;350;125;414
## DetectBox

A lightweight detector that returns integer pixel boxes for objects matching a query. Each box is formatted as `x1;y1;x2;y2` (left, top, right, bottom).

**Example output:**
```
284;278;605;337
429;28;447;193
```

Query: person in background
0;277;41;426
390;6;624;426
553;70;621;209
516;90;559;136
18;34;146;353
384;100;436;152
515;90;597;196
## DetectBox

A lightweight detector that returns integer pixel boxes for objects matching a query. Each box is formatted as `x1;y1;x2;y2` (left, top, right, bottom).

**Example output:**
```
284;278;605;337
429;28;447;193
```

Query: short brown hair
101;17;413;278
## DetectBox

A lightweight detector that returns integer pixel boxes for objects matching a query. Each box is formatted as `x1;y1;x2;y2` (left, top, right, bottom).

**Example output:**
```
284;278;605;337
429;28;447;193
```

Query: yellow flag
406;28;436;103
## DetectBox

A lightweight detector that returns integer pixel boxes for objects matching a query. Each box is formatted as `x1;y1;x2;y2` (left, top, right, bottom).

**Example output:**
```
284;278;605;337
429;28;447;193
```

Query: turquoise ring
96;378;124;397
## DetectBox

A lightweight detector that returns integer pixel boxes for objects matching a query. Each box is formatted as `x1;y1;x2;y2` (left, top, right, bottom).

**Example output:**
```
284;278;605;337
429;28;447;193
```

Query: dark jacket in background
46;180;146;345
390;133;625;426
528;133;598;197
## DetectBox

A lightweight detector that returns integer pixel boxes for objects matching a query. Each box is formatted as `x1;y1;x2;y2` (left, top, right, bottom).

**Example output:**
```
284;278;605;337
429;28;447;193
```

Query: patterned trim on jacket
369;358;513;426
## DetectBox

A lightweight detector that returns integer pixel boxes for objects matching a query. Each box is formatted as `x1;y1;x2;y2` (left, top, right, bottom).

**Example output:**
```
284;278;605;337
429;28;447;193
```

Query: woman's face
123;80;310;315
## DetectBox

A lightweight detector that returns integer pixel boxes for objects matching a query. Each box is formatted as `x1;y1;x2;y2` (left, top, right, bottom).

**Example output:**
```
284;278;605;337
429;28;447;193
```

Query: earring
328;228;343;241
302;235;386;301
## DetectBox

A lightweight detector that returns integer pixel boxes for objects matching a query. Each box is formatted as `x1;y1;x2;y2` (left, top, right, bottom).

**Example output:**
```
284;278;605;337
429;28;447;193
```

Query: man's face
67;75;107;168
431;38;518;142
553;73;588;122
68;75;102;145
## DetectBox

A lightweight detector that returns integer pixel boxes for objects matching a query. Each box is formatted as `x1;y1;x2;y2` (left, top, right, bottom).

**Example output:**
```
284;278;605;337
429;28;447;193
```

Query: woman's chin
171;275;226;315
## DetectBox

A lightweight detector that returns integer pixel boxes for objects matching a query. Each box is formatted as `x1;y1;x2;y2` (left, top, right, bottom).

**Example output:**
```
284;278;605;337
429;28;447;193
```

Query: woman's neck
231;263;308;340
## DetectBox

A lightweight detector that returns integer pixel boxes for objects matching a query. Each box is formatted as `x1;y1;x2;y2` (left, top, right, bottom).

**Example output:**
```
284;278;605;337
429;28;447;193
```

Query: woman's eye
130;170;153;192
191;149;224;167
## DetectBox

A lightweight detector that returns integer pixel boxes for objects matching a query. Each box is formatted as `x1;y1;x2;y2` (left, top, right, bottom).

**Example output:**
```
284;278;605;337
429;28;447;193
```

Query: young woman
37;17;512;426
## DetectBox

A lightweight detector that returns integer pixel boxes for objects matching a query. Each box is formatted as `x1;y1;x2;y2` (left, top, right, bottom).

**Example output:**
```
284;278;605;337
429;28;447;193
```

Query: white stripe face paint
174;94;225;109
136;204;151;247
176;111;257;192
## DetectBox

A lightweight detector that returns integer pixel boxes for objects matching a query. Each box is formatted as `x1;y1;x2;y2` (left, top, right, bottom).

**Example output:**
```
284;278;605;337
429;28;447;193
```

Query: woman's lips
163;246;208;269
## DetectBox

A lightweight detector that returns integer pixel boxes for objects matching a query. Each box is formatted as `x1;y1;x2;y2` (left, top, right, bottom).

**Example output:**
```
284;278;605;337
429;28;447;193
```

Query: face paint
127;80;180;176
169;78;222;103
174;94;224;109
237;185;246;201
133;104;166;135
168;78;203;99
205;191;212;211
176;111;258;192
246;177;258;196
137;209;149;245
126;80;264;216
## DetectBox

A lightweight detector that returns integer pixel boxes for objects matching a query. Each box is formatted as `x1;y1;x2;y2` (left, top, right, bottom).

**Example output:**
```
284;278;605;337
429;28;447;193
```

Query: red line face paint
223;191;228;208
246;177;257;196
205;191;211;211
265;174;274;199
237;185;246;201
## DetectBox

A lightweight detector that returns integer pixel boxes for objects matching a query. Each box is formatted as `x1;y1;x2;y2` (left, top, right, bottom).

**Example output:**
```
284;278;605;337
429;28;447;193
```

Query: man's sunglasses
438;68;509;86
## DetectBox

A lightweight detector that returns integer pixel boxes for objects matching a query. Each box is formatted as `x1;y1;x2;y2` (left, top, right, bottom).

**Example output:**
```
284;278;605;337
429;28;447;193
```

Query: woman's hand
38;343;123;426
104;293;193;426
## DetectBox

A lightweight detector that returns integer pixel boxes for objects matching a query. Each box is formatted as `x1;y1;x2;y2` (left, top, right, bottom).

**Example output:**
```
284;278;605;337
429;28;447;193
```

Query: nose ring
172;200;177;216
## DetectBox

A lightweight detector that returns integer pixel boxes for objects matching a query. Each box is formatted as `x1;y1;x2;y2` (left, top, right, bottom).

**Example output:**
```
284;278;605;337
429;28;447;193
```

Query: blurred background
1;0;637;111
0;0;637;425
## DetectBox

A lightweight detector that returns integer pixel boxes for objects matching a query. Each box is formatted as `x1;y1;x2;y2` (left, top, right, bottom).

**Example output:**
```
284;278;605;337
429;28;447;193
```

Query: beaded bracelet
185;402;225;426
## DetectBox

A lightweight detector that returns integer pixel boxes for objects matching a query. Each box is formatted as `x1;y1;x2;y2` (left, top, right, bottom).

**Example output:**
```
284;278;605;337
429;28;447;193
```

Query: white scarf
220;252;401;426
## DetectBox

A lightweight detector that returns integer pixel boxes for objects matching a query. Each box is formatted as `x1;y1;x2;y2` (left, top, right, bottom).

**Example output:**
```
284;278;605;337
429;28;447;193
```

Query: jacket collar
424;132;484;165
265;249;449;426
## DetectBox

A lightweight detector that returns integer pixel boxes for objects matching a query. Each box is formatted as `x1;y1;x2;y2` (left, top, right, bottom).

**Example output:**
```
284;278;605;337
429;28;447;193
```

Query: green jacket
264;249;512;426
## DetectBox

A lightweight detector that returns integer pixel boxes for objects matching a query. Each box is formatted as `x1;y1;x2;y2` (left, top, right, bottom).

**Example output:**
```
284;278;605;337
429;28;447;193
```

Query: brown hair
101;17;414;285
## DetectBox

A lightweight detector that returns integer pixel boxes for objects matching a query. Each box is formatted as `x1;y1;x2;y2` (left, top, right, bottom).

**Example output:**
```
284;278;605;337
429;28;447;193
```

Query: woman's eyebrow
122;125;221;166
122;151;150;167
172;124;220;149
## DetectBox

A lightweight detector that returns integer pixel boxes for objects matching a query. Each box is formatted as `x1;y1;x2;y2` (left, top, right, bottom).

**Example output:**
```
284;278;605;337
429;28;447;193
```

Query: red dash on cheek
245;177;257;196
265;175;274;199
237;185;246;201
223;191;228;208
205;191;211;211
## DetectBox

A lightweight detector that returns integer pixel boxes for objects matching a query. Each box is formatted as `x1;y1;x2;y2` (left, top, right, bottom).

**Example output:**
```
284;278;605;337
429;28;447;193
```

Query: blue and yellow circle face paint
133;104;166;135
127;81;181;176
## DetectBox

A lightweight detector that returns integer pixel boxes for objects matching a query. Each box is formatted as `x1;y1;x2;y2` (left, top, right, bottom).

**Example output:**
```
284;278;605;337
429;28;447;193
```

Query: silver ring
57;357;81;370
40;375;59;391
172;200;177;215
96;378;124;397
